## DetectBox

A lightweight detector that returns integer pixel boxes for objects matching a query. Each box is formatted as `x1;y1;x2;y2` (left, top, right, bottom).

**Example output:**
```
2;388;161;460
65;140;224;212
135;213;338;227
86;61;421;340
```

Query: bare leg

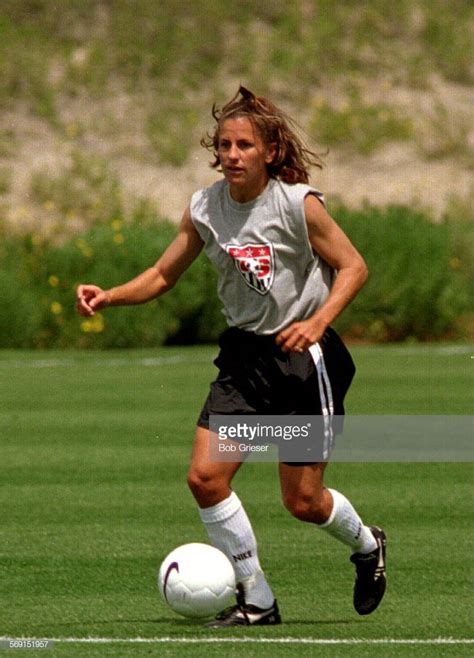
279;461;332;523
187;426;243;507
187;426;275;609
279;461;378;552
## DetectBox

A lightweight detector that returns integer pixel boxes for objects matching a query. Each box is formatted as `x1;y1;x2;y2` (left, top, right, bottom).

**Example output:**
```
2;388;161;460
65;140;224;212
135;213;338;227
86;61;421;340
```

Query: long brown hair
200;86;323;184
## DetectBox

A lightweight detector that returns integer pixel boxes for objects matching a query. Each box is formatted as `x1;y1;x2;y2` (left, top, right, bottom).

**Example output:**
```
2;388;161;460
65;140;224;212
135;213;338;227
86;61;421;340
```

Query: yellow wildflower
80;314;105;334
76;238;93;258
66;123;79;139
92;314;105;333
449;257;461;269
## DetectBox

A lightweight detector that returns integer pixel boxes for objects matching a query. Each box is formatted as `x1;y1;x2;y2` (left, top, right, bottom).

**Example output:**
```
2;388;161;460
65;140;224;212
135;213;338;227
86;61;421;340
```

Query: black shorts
197;326;355;461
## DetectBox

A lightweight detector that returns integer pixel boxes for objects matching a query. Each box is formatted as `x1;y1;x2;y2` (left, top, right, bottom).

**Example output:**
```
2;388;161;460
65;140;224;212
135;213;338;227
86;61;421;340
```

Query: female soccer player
76;87;386;627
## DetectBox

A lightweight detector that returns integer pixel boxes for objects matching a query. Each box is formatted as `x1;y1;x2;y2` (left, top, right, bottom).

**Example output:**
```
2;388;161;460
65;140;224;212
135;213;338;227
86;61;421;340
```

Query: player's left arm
276;193;368;352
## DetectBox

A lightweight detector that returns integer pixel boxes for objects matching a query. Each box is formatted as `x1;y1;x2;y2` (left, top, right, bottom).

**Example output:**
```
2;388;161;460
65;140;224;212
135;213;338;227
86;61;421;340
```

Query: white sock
198;491;274;608
319;488;377;554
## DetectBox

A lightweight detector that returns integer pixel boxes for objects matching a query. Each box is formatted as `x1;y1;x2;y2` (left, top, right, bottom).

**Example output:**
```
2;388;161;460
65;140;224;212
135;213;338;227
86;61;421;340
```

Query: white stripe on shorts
308;342;334;460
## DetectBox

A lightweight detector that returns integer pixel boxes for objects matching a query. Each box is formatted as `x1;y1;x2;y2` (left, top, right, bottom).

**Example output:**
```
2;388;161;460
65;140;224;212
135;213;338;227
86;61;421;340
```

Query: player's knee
187;468;211;497
187;468;223;506
283;492;327;524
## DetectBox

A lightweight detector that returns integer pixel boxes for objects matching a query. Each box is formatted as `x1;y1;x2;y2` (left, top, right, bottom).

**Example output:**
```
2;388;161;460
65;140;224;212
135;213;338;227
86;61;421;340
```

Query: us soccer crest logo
226;243;275;295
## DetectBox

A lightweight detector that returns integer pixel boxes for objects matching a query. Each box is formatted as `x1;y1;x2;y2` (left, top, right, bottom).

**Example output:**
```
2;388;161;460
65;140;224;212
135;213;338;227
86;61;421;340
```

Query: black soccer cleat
350;526;387;615
205;583;281;628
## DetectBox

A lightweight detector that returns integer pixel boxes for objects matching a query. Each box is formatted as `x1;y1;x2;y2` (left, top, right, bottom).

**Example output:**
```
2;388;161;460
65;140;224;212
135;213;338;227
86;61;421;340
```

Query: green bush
0;204;471;348
0;270;42;347
34;209;226;348
332;204;472;341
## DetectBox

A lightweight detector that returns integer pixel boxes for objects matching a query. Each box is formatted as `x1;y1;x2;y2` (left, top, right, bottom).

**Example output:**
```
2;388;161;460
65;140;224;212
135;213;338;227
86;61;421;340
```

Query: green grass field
0;344;472;657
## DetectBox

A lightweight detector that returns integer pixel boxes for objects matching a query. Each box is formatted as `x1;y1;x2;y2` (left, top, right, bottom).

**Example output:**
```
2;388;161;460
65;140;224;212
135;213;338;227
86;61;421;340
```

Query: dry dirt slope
1;76;473;231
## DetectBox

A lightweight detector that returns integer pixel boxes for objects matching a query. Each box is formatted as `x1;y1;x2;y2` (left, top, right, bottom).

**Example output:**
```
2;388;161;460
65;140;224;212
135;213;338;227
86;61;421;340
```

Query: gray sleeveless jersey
190;178;334;334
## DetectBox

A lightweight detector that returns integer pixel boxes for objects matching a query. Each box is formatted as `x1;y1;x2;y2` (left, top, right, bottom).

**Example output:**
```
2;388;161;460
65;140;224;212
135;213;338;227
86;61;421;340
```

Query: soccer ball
158;543;236;618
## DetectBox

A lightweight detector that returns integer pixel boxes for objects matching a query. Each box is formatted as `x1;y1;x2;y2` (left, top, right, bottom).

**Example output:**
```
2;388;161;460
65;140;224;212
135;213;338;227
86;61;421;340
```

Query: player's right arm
76;206;203;317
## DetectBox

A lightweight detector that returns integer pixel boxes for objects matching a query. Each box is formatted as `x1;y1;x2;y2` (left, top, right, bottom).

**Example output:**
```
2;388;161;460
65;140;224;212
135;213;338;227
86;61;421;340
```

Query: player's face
217;117;276;203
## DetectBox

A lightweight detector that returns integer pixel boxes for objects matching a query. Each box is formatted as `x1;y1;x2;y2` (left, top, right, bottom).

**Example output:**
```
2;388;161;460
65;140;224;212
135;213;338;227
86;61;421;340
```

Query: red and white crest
226;243;274;295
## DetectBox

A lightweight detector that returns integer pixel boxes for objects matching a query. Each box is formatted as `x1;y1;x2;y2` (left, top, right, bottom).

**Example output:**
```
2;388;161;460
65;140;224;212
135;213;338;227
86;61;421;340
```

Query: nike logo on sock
233;550;252;562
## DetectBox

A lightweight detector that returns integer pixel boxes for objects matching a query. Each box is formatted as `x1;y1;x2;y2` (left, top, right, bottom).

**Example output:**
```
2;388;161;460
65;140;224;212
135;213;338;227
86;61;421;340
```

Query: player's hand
275;317;327;353
76;284;110;317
